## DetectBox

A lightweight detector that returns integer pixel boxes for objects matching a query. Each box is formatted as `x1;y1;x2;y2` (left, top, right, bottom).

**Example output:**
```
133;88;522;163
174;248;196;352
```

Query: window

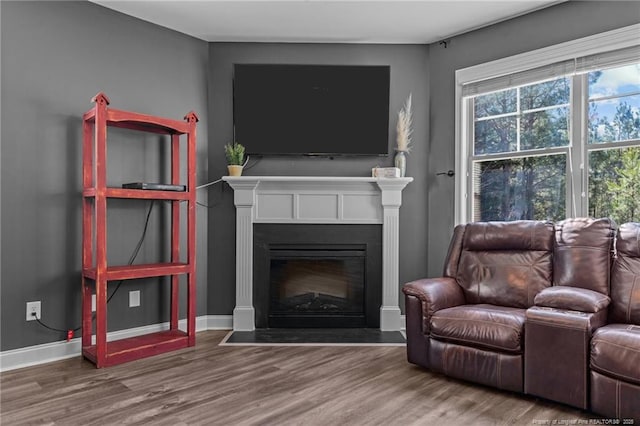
457;25;640;226
587;64;640;222
471;77;570;222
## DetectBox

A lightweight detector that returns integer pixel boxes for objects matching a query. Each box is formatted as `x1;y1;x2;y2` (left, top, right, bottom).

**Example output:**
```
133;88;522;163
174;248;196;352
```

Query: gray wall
426;1;640;276
1;1;209;350
207;43;430;314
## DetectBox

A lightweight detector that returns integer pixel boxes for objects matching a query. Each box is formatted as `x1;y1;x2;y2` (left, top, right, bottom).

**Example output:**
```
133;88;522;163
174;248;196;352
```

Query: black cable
33;201;156;335
106;200;155;304
34;316;69;333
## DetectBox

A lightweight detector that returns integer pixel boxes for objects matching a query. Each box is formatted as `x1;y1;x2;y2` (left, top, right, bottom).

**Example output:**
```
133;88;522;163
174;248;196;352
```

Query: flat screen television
233;64;390;156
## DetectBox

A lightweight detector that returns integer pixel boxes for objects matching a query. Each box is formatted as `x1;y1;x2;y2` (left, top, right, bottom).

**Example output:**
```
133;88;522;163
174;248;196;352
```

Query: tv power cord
195;155;259;208
31;201;156;341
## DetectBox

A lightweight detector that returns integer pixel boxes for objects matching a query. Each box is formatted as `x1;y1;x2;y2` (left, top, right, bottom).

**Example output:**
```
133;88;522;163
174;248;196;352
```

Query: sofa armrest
534;286;610;313
402;277;465;332
403;278;463;369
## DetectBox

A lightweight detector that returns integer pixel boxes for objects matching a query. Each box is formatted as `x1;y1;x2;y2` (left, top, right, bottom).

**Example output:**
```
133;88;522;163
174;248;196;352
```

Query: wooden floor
1;330;595;425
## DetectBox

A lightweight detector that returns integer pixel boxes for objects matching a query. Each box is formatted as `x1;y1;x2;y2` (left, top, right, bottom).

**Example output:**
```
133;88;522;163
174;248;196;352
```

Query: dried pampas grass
396;94;413;152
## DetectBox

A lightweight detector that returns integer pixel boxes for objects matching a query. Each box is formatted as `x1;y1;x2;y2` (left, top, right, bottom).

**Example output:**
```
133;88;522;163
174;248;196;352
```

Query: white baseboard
1;314;401;372
206;315;233;330
0;315;231;372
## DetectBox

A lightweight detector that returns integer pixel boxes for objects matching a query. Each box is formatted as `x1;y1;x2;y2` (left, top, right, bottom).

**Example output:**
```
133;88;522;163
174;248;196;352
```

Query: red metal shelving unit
81;92;198;368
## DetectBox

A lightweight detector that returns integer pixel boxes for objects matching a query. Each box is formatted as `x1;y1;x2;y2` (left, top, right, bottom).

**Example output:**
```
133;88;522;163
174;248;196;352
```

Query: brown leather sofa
590;222;640;419
402;218;639;416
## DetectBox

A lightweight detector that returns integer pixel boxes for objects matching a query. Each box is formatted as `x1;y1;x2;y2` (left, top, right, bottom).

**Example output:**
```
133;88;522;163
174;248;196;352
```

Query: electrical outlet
26;301;41;321
129;290;140;308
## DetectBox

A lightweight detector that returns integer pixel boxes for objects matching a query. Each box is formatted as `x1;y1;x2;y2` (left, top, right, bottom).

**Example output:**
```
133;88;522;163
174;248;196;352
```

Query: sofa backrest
610;222;640;325
445;220;554;308
553;217;615;295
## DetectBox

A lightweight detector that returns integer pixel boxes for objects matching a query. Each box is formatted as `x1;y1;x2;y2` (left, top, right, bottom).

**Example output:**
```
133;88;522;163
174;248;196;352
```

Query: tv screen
233;64;390;156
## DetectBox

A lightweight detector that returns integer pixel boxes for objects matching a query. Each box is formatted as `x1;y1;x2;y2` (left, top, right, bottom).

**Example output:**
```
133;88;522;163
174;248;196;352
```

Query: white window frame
454;23;640;225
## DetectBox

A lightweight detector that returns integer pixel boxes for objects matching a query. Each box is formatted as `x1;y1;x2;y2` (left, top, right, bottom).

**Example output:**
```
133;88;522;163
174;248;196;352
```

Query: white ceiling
90;0;563;44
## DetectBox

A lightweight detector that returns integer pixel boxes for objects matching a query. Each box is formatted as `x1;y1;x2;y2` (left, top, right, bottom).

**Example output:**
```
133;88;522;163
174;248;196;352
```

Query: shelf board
83;187;191;200
83;108;190;135
83;330;190;367
83;262;191;280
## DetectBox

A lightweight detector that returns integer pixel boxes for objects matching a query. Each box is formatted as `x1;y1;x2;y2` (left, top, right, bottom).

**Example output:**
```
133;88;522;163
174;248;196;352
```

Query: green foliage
590;147;640;224
609;148;640;223
224;142;245;165
476;155;566;221
588;97;640;224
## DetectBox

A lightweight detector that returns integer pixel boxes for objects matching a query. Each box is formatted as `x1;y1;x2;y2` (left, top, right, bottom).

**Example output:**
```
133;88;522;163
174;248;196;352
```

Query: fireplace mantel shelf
223;175;413;332
223;176;413;183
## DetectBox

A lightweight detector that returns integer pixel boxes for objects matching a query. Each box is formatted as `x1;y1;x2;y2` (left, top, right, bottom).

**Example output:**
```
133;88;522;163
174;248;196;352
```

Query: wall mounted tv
233;64;390;156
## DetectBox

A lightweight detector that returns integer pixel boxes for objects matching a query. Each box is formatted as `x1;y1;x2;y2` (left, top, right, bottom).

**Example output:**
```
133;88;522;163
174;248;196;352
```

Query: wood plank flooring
1;330;596;425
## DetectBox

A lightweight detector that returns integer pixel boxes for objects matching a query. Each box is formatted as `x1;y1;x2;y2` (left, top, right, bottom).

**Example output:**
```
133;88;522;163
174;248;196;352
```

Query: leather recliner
403;220;555;392
590;222;640;419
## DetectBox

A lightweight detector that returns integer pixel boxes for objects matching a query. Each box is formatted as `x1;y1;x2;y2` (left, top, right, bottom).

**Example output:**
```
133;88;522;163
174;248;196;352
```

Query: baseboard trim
207;315;234;330
1;314;401;372
0;315;230;372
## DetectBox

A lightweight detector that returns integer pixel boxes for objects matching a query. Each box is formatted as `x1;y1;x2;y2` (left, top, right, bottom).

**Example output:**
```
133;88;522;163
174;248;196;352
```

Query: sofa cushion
591;324;640;385
430;304;526;353
617;222;640;257
610;222;640;325
456;221;554;308
554;217;615;295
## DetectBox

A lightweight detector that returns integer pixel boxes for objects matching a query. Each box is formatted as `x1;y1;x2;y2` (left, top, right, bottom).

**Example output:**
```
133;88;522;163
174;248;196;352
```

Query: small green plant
224;142;245;166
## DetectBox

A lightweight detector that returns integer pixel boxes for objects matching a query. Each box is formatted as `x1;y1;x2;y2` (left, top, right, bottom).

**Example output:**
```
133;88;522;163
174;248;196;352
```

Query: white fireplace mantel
222;176;413;331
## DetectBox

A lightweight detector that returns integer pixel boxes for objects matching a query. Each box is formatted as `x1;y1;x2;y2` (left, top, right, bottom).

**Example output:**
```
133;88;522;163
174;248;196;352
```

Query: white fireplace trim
223;176;413;331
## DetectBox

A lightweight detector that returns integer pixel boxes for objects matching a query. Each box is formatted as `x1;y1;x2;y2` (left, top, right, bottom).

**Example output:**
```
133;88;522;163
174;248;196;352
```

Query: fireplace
254;224;381;328
223;176;412;331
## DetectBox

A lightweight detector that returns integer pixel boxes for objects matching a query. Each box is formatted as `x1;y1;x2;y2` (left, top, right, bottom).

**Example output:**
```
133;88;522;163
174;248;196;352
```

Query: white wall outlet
129;290;140;308
91;294;96;312
26;301;41;321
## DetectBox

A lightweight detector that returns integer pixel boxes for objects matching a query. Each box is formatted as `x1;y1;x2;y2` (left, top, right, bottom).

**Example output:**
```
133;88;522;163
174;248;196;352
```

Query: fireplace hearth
254;224;381;328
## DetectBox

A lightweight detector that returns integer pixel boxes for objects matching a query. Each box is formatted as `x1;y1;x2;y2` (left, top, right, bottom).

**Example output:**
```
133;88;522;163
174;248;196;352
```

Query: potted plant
224;142;245;176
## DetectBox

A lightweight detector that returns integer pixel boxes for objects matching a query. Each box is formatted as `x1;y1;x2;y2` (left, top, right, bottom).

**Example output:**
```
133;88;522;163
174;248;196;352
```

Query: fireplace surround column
230;181;258;331
377;179;409;331
224;176;412;331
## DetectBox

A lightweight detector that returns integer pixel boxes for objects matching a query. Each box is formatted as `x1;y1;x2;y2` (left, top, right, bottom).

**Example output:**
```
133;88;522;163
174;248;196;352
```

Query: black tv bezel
232;63;391;157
